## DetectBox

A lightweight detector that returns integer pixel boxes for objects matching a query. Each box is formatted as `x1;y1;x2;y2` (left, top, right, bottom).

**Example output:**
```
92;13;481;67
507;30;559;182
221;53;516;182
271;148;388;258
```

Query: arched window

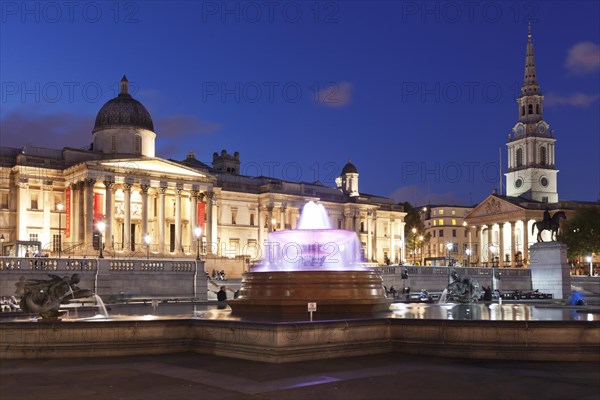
539;146;546;166
134;135;141;154
516;148;523;167
528;104;533;114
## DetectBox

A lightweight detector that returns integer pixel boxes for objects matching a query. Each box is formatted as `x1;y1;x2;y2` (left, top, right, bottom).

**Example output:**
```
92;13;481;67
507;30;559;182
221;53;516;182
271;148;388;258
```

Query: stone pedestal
529;242;571;299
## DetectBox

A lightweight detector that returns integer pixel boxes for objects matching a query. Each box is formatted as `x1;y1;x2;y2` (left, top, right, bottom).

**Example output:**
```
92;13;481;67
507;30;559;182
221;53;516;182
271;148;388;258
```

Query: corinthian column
104;180;114;249
84;178;95;247
175;188;182;254
141;184;149;239
123;183;132;251
157;187;166;254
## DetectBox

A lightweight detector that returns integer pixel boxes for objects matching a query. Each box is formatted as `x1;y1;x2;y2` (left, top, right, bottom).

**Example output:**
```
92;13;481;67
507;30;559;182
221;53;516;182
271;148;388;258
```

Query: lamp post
194;227;202;260
466;248;471;268
490;243;497;292
446;242;453;267
97;221;105;259
411;227;417;265
57;203;63;258
587;256;593;276
144;234;151;260
418;235;423;266
271;218;277;232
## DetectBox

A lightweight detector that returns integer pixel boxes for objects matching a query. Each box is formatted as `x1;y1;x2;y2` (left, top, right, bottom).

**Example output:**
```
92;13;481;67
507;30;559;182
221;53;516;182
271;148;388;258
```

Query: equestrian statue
532;209;566;242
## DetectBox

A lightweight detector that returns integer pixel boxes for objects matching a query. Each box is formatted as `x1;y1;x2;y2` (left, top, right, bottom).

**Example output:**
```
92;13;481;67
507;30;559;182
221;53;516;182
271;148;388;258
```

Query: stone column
523;219;529;266
190;190;198;249
399;222;406;263
104;181;114;249
487;225;493;265
206;191;217;254
510;221;516;267
16;180;28;241
42;183;51;249
390;220;395;263
141;184;149;238
280;205;286;230
84;179;95;248
366;212;372;261
258;206;265;247
157;187;166;254
175;188;182;253
476;226;483;265
467;226;473;266
267;205;274;232
499;223;505;267
123;183;132;251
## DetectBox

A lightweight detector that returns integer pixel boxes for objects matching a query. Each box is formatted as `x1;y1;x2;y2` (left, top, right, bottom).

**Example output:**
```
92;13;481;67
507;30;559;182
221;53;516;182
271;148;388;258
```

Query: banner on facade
197;202;205;229
65;187;71;239
93;193;104;224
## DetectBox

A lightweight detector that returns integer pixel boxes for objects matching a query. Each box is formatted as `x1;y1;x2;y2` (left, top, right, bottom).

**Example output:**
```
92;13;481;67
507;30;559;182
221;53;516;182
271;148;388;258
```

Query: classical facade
0;77;406;264
464;27;598;268
419;205;474;266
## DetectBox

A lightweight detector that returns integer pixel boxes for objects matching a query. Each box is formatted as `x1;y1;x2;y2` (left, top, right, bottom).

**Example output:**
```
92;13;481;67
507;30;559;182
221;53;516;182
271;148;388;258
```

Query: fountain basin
228;270;393;315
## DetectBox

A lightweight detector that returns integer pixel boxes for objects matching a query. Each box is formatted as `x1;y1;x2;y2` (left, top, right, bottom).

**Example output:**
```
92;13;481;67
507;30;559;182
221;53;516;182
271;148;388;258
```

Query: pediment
466;195;524;219
97;158;207;178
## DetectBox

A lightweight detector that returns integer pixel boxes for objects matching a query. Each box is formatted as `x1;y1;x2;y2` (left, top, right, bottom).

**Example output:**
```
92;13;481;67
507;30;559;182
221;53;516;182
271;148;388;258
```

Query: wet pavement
1;352;599;400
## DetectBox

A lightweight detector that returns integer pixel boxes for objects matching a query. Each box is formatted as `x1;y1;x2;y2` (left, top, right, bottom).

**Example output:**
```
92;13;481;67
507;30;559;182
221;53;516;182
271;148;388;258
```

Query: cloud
565;42;600;75
544;92;600;107
154;115;223;137
314;81;352;108
0;110;93;149
389;185;469;206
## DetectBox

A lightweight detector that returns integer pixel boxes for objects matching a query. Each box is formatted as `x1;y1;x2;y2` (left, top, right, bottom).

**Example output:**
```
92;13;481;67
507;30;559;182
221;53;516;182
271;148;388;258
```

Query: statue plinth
529;242;571;299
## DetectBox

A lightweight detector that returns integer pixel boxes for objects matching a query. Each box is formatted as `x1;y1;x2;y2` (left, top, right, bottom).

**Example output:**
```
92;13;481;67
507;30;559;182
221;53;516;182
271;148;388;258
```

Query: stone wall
0;257;208;301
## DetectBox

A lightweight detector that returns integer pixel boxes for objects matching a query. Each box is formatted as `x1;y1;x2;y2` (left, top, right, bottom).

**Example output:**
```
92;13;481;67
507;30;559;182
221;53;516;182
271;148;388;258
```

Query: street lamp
587;256;593;276
418;235;423;265
97;221;105;259
57;203;63;258
490;243;497;292
411;227;417;265
194;227;202;260
446;242;453;267
144;234;151;260
271;218;277;232
466;248;471;268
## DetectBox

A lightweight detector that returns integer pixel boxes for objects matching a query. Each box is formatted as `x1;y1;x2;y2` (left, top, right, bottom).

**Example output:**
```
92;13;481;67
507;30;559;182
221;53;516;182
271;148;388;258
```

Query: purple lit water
252;201;366;272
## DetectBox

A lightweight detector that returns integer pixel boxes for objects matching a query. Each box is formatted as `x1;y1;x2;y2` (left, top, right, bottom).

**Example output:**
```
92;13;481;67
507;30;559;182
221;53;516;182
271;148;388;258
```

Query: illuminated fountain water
228;201;392;316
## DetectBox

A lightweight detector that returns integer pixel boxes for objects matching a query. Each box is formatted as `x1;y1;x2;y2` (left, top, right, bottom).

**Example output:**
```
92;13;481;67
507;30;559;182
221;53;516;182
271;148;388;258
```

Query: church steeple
505;25;558;204
522;22;540;97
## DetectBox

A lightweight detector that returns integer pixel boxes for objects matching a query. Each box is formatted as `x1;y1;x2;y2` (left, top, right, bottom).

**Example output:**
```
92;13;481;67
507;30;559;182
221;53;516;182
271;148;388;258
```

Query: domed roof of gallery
93;76;154;133
341;160;358;174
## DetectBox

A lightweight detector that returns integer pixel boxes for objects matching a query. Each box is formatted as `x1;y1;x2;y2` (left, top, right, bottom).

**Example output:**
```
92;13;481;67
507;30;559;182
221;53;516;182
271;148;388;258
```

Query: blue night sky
1;1;599;205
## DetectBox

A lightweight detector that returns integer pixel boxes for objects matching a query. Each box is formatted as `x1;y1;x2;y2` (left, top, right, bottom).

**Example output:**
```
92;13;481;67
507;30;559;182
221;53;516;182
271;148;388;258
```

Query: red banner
94;193;104;224
197;202;205;230
65;187;71;238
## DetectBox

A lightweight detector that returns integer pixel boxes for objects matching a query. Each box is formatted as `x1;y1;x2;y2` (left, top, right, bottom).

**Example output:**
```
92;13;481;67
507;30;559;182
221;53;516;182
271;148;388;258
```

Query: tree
558;206;600;260
401;202;430;264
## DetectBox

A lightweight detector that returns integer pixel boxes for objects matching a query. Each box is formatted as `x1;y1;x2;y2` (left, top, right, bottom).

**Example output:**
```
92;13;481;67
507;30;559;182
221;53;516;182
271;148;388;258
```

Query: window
464;230;468;238
439;229;444;237
134;135;141;154
231;209;237;225
540;146;547;166
528;104;533;114
452;229;457;237
439;209;444;215
516;148;523;167
360;221;365;232
438;219;443;226
53;234;61;252
432;230;436;238
29;233;38;242
433;220;437;226
250;213;255;226
451;210;456;215
0;192;8;209
451;219;456;225
30;193;39;210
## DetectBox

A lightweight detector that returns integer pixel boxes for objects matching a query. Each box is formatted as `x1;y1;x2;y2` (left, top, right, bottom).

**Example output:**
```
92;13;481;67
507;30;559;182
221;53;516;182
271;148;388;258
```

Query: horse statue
532;211;566;242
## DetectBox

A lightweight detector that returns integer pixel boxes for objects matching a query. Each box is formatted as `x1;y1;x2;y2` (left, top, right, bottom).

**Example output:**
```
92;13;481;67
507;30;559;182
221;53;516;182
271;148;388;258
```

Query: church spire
521;22;540;96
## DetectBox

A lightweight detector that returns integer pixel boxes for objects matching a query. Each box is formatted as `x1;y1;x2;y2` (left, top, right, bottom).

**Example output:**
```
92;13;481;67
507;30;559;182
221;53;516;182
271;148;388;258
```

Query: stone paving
1;352;599;400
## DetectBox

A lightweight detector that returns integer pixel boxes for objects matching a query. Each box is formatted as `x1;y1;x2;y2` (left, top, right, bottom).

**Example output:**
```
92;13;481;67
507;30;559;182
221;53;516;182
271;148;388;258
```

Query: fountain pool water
228;201;391;315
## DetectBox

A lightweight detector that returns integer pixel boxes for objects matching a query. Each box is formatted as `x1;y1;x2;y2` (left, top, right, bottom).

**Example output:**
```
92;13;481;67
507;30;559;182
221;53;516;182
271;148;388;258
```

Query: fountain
228;202;392;316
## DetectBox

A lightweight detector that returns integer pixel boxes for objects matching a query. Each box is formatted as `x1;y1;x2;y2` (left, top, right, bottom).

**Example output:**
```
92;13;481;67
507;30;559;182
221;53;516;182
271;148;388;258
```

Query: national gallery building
0;77;406;264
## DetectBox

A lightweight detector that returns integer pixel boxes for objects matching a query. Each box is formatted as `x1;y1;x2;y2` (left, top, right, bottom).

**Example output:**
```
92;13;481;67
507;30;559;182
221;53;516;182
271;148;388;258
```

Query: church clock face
537;123;546;134
515;178;523;188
